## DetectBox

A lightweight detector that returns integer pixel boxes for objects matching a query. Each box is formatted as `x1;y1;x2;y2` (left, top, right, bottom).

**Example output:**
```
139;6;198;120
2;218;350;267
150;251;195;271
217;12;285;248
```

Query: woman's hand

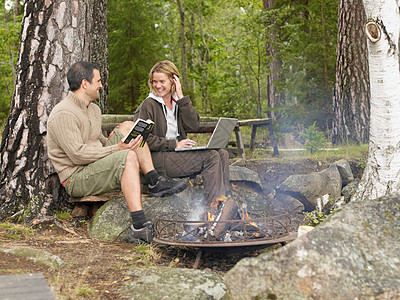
118;134;143;151
173;74;184;99
176;138;196;148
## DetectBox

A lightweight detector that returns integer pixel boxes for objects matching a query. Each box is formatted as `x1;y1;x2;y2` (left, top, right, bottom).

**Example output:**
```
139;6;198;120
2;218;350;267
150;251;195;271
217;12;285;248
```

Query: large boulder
120;267;226;299
224;192;400;300
88;186;202;241
88;196;131;241
276;164;342;211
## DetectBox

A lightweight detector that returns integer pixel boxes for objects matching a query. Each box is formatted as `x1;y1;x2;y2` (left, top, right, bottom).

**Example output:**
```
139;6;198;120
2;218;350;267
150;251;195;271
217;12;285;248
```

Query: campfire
153;196;295;247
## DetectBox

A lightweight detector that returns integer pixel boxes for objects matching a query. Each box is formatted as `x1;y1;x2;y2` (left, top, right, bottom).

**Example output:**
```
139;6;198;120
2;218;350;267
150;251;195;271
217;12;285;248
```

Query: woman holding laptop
133;60;230;208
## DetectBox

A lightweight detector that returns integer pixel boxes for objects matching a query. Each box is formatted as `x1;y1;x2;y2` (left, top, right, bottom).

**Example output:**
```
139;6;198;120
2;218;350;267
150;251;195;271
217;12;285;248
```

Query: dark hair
67;61;100;91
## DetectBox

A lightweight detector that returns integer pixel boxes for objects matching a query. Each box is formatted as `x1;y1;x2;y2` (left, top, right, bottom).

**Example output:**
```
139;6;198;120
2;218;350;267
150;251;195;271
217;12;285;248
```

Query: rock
120;267;226;300
229;166;263;191
334;159;354;186
0;247;68;270
88;186;206;241
342;178;360;202
229;182;267;211
142;185;206;222
224;192;400;300
276;164;342;211
88;196;130;241
266;193;304;214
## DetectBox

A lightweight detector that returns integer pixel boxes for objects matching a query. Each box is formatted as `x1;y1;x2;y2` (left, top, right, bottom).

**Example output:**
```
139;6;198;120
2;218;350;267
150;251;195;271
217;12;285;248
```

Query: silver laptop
175;117;238;151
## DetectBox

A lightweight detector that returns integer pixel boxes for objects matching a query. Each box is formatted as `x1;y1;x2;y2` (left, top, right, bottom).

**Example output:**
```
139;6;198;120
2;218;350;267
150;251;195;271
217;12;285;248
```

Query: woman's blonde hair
148;60;180;96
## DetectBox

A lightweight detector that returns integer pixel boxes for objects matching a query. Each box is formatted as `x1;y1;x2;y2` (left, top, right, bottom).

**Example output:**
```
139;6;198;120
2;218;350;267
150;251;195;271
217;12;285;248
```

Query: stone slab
0;273;56;300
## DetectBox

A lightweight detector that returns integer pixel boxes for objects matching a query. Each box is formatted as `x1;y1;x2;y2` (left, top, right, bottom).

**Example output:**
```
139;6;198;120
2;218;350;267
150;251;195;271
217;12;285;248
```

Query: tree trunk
91;0;109;113
176;0;189;92
353;0;400;201
263;0;283;122
0;0;108;222
14;0;20;21
332;0;370;144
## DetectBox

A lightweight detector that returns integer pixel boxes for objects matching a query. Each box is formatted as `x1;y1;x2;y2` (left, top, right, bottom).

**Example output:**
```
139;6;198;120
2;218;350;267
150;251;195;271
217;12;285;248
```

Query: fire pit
153;199;297;268
153;196;297;269
153;210;295;248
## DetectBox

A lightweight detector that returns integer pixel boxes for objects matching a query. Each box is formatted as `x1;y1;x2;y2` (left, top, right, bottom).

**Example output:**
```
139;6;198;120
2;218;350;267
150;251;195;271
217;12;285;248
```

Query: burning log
209;197;239;240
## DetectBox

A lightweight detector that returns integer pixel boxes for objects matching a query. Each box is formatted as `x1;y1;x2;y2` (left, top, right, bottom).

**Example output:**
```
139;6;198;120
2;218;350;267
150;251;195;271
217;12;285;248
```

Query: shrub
302;122;327;154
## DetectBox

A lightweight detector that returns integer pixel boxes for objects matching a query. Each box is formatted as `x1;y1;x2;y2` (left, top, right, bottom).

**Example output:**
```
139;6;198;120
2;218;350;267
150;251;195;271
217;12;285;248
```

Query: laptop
175;117;238;151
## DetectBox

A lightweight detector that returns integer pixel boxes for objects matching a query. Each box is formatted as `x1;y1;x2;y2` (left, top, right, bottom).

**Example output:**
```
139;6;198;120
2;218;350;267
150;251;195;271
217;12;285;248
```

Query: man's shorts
64;129;130;197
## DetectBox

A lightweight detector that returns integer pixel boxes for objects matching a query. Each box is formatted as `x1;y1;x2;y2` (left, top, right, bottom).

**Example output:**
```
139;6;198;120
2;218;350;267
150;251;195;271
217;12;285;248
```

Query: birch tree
352;0;400;201
0;0;108;222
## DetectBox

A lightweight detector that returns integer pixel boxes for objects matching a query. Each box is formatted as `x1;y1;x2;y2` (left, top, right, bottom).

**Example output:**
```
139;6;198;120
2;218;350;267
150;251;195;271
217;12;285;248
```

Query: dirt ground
0;158;364;299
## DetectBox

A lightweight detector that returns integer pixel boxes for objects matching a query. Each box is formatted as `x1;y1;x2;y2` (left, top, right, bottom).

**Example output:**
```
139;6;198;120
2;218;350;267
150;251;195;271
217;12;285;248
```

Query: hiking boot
148;175;188;197
126;222;154;243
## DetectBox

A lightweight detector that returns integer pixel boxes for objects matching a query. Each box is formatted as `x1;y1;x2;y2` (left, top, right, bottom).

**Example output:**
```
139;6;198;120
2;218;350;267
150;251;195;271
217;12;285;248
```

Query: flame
210;194;227;208
240;207;258;227
188;180;193;187
207;195;227;221
231;183;239;191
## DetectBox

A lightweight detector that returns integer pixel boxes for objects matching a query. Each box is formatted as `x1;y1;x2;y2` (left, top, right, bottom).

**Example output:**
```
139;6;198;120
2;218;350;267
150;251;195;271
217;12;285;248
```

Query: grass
56;210;72;220
188;128;369;163
0;222;35;242
129;243;162;267
250;143;369;161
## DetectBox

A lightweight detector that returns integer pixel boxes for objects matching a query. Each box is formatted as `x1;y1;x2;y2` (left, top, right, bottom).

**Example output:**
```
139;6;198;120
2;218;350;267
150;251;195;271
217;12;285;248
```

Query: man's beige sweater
47;92;119;182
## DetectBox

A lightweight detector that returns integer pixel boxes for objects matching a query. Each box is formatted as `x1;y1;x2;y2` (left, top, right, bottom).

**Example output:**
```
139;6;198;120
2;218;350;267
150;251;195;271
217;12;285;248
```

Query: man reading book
47;61;187;243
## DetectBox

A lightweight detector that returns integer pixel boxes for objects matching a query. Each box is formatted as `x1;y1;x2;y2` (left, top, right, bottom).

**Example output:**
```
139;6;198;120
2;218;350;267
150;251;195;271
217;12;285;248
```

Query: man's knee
125;150;139;169
118;121;135;136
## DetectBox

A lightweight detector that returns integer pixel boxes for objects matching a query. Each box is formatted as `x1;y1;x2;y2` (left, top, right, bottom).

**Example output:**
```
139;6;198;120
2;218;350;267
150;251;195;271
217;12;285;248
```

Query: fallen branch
30;216;80;237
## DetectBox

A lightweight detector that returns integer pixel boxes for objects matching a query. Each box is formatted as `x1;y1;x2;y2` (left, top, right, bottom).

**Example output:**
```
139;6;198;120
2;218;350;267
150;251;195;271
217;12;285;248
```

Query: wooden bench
101;115;279;159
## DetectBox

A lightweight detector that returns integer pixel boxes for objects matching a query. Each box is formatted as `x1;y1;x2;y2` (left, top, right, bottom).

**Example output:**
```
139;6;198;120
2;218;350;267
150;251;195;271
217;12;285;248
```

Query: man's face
85;69;103;101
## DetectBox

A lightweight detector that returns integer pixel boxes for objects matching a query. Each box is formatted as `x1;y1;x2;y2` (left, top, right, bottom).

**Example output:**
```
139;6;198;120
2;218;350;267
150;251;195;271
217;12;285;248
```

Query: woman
133;60;230;207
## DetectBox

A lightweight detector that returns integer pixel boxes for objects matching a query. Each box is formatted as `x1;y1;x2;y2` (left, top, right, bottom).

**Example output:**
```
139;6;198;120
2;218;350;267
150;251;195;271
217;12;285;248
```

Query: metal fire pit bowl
153;210;297;248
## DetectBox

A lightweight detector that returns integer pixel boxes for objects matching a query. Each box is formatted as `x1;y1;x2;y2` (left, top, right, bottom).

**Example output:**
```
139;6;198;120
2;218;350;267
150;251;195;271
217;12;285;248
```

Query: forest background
0;0;340;147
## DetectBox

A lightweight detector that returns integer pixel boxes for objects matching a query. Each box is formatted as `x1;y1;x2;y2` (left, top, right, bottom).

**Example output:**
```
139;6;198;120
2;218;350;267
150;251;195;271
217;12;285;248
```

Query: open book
123;118;154;147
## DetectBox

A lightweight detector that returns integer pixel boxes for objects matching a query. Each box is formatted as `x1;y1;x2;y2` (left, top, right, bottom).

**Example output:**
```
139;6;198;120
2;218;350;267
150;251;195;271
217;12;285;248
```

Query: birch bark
353;0;400;201
0;0;108;221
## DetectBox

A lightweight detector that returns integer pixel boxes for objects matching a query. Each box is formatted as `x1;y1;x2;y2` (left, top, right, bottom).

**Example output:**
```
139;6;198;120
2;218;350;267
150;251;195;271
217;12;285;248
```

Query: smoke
186;193;206;222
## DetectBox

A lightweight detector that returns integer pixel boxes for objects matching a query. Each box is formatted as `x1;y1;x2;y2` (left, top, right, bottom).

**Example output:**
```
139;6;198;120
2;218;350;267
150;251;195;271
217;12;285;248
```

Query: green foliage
302;122;327;154
107;0;165;113
55;210;72;220
0;2;21;123
303;210;328;226
106;0;338;140
0;222;34;241
2;0;339;139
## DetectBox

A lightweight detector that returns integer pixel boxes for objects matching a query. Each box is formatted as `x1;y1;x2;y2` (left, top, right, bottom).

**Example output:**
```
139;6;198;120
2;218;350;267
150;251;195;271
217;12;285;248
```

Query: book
123;118;154;147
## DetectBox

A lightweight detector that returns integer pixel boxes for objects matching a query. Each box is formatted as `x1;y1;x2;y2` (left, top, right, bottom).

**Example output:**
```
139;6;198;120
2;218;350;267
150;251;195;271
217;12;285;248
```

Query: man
47;61;187;243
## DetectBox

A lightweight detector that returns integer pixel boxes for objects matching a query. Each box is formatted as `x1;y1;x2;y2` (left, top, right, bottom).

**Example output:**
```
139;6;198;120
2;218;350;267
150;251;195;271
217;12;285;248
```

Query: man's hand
176;138;196;148
118;135;143;151
173;74;184;100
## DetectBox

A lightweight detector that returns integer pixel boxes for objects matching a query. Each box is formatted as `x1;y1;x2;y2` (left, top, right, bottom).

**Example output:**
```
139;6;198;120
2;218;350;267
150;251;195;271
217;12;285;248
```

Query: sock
144;170;159;186
131;210;147;229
